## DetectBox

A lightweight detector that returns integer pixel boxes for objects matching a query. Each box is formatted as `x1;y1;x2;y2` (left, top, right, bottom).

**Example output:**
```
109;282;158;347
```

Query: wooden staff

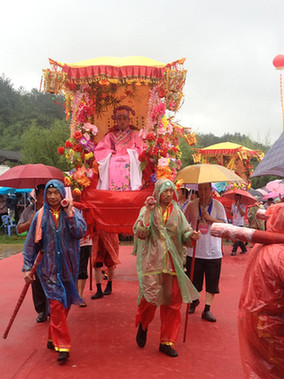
183;218;200;343
3;250;43;339
210;223;284;245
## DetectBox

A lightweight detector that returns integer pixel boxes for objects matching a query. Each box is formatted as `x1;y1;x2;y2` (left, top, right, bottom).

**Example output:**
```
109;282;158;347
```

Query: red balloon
273;55;284;69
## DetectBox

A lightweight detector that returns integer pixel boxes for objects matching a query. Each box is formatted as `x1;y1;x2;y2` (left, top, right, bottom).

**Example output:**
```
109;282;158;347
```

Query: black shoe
202;311;216;322
103;282;112;295
91;291;104;300
47;341;55;350
240;249;247;254
136;323;147;348
231;251;236;256
189;299;200;314
36;312;47;323
159;344;178;357
57;351;69;363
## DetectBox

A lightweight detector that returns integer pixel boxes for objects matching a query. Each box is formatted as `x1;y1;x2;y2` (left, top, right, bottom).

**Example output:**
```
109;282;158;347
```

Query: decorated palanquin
42;56;196;233
193;142;264;183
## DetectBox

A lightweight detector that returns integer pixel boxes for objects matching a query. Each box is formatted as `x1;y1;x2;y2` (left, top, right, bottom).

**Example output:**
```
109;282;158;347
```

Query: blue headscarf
44;179;66;204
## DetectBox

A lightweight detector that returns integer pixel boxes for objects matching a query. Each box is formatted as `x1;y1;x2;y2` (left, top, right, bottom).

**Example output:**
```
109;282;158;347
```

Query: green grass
0;233;26;244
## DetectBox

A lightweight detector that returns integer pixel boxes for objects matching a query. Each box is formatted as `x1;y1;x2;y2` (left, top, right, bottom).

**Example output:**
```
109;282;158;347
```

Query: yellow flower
162;115;168;128
84;152;93;161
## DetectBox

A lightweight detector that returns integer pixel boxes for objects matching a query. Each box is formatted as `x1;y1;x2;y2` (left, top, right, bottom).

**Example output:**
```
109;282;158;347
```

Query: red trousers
48;299;71;352
136;276;182;345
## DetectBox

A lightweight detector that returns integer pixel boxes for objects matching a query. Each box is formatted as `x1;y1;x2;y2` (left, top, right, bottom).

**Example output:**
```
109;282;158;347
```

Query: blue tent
0;187;32;195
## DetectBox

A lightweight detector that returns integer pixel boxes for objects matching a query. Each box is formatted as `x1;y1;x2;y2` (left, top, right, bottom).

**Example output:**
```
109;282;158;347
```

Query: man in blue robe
22;179;87;363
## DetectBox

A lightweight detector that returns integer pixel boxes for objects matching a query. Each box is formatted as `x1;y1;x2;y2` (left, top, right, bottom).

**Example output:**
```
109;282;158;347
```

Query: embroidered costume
94;106;144;191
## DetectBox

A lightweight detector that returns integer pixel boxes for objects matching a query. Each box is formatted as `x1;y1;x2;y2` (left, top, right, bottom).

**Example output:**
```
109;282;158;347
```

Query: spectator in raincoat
22;179;87;363
238;202;284;378
133;178;200;357
247;200;265;231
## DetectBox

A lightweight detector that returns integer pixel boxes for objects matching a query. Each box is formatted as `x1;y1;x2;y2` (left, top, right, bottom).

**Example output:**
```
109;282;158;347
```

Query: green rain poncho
133;179;199;306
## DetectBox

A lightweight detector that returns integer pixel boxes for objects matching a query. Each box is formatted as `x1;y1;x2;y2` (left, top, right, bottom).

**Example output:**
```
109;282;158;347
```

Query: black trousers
31;272;48;315
232;240;247;253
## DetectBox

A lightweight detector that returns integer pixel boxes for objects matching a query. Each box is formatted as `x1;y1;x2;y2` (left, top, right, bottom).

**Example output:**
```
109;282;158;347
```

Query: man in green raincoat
133;179;200;357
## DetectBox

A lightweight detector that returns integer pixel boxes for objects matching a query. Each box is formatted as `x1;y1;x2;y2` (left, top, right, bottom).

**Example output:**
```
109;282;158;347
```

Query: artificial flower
79;137;89;148
84;152;94;161
146;133;156;141
73;188;82;196
57;146;65;155
158;157;169;167
65;140;73;148
64;177;72;186
73;131;83;140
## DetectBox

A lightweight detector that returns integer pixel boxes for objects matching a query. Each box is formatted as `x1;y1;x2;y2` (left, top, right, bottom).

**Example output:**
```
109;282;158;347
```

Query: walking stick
3;250;43;339
89;253;93;291
183;218;200;343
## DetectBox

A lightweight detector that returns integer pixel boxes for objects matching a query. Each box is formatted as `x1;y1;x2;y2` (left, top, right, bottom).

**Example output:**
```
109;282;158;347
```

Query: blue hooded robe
22;179;87;308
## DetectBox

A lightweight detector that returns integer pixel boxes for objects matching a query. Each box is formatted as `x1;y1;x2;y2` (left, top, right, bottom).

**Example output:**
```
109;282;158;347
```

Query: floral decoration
58;89;99;195
139;87;183;184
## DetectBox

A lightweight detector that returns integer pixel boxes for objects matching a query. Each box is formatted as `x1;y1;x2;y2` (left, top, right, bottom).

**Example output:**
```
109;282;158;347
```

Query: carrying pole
3;250;43;339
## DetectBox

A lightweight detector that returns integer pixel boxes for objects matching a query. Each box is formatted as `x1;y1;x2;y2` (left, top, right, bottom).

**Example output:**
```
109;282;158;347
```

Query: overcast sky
1;0;283;145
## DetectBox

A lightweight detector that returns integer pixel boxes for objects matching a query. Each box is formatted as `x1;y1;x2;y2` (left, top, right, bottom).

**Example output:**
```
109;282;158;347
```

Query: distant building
0;150;22;165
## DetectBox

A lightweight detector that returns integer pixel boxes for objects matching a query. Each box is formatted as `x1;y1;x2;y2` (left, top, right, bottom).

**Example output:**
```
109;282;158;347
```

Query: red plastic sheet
76;185;154;234
238;203;284;378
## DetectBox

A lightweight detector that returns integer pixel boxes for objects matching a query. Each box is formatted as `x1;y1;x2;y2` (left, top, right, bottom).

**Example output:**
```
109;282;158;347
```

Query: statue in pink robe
95;106;144;191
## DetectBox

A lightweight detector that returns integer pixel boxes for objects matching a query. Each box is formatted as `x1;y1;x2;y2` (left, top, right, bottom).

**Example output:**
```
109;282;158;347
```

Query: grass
0;233;26;245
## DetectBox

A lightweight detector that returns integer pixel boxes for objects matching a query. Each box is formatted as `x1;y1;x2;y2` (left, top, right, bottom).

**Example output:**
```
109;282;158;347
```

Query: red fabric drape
75;186;154;234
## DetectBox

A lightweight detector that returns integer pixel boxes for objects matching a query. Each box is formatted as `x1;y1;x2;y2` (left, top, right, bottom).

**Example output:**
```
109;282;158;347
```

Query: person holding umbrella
22;180;87;363
185;183;227;322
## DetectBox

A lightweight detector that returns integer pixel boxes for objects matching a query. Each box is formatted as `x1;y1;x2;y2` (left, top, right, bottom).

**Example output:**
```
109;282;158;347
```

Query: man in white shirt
185;183;227;322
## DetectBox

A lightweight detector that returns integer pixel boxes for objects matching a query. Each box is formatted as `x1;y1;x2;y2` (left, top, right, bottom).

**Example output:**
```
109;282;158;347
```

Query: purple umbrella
262;191;284;200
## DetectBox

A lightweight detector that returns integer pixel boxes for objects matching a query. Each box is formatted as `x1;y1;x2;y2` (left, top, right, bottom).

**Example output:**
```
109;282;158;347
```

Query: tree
0;75;66;151
21;120;70;170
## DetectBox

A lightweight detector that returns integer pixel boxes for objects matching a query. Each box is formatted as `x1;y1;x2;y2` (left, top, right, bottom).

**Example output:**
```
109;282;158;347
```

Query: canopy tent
193;142;264;182
42;56;196;233
43;56;188;140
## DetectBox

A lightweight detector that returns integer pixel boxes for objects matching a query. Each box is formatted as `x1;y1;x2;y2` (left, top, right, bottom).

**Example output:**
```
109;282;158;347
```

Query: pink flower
83;133;90;141
157;102;166;115
83;122;98;135
158;157;169;167
79;137;89;147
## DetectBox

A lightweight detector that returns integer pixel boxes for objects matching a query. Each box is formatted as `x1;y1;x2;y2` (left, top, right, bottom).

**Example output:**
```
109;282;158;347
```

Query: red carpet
0;244;249;378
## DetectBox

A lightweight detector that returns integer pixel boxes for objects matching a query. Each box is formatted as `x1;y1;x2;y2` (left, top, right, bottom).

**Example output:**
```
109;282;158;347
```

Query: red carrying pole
183;219;200;343
210;223;284;245
3;250;43;339
89;254;93;291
